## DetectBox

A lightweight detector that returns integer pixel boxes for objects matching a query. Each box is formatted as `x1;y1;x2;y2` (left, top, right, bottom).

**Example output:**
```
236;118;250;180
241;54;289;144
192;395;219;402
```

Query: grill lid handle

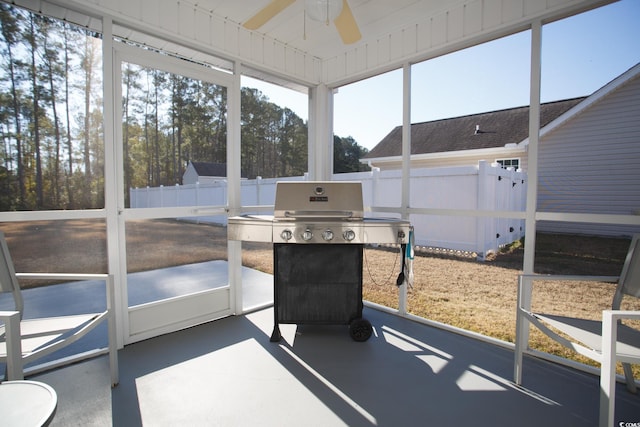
283;210;356;219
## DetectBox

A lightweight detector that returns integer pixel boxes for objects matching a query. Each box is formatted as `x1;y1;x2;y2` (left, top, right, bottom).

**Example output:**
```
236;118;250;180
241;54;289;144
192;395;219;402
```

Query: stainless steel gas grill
228;181;411;342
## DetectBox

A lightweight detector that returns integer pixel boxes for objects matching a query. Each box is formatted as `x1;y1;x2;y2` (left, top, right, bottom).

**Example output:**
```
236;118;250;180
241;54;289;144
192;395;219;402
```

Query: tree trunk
29;15;43;208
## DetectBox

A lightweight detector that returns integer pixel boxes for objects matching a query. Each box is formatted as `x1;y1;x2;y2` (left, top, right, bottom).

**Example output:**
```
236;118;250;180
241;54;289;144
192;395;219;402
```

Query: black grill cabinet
271;243;371;341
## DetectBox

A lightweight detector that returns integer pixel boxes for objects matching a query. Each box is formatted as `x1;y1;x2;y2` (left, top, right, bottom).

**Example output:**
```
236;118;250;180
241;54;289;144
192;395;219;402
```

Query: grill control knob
280;229;293;241
322;229;334;241
302;229;313;241
343;229;356;242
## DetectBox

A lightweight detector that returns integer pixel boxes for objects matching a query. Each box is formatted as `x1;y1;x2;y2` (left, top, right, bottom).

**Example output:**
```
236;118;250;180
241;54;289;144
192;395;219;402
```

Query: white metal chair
514;234;640;427
0;231;118;386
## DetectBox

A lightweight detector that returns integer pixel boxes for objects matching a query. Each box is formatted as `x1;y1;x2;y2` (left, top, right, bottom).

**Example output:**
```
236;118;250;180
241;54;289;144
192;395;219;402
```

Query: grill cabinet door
274;243;364;324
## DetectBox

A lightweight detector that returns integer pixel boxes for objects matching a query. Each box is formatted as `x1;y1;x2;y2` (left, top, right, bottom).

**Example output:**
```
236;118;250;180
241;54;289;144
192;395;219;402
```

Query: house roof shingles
363;97;586;159
190;161;228;177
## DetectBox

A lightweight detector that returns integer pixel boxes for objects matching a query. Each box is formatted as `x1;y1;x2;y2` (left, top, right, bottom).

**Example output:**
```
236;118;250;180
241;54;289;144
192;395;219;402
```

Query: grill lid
273;181;364;220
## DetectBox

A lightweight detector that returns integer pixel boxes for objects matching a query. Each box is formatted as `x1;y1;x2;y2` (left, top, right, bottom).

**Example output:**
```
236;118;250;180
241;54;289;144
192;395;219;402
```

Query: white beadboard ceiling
35;0;615;89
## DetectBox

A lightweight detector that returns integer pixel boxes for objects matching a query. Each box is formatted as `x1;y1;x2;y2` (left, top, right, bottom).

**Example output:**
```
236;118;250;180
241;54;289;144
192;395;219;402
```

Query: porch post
227;62;243;314
514;18;542;384
103;17;126;349
399;63;411;315
308;84;333;181
523;20;542;275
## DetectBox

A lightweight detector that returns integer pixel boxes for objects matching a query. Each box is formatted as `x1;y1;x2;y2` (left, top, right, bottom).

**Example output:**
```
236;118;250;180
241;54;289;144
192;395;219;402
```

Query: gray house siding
537;73;640;237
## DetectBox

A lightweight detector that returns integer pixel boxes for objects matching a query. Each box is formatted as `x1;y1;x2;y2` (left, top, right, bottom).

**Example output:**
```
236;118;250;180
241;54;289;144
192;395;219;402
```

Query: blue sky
243;0;640;150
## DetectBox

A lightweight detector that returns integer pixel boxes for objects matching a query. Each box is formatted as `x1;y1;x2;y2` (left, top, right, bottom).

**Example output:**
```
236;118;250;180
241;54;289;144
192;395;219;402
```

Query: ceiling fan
243;0;362;45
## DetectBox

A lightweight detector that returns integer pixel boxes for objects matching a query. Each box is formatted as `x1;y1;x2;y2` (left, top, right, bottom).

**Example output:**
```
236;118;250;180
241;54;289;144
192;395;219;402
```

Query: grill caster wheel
349;318;373;342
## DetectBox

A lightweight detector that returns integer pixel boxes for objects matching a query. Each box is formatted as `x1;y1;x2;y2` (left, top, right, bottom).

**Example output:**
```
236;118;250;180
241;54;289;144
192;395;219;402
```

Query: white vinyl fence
130;161;526;259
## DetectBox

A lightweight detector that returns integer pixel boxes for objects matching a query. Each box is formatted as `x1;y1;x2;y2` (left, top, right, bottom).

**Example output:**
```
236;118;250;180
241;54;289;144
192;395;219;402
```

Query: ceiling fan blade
243;0;296;30
334;0;361;44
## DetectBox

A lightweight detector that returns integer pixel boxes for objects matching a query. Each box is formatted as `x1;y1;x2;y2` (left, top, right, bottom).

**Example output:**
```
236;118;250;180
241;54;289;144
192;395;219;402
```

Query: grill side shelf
228;215;274;242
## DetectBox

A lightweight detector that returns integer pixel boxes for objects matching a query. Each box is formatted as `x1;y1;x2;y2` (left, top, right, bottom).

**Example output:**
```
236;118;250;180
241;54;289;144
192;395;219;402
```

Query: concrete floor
4;262;640;426
31;306;640;426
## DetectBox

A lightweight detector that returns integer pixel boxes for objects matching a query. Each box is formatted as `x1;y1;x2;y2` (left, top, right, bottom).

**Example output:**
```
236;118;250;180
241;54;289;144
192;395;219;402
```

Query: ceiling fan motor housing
305;0;343;23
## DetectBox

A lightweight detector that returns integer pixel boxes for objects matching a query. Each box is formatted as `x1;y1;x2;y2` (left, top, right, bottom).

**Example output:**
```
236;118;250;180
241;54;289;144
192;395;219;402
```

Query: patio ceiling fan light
305;0;343;24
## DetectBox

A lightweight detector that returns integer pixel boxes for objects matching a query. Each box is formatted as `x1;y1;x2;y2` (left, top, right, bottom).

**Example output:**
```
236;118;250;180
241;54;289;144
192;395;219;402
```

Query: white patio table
0;380;57;426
